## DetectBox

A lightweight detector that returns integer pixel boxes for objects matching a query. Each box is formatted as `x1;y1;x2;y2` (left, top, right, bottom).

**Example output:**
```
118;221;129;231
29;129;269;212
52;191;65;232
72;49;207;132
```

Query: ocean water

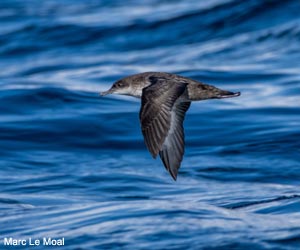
1;0;300;249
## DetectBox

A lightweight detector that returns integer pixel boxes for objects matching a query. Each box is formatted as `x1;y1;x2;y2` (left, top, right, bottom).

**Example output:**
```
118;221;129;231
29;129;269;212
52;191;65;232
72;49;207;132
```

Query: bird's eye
116;82;123;87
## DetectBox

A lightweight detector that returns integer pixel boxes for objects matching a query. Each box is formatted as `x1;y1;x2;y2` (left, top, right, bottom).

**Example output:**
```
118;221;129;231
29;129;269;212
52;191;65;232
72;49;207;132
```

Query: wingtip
170;170;178;181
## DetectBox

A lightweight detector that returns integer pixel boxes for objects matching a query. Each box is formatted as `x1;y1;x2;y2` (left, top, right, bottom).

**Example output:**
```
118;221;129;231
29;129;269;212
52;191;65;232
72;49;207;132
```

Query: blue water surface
1;0;300;249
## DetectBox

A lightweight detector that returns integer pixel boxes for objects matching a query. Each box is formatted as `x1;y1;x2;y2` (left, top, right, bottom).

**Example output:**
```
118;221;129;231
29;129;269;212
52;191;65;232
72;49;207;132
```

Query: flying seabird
100;72;240;180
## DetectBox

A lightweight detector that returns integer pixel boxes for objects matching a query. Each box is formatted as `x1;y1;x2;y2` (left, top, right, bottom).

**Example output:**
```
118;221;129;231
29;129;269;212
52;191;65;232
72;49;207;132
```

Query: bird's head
100;79;131;96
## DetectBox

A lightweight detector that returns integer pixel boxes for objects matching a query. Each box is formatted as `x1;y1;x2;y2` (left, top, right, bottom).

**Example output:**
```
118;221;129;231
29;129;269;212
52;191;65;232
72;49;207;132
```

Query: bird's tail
187;83;241;101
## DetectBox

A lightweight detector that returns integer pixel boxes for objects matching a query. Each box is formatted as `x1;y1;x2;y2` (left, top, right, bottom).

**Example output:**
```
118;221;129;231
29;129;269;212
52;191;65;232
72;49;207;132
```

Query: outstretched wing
159;101;190;180
139;76;189;179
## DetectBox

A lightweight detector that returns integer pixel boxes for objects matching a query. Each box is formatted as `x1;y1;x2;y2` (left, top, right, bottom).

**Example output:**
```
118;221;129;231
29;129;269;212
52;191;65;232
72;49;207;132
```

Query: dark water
1;0;300;249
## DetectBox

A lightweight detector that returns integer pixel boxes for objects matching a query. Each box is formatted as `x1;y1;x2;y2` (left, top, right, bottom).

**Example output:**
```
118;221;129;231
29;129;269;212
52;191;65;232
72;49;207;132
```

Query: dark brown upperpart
138;72;241;101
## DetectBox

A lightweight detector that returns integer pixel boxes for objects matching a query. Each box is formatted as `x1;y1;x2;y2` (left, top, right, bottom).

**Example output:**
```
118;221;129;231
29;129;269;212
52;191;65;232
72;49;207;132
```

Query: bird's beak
100;88;114;96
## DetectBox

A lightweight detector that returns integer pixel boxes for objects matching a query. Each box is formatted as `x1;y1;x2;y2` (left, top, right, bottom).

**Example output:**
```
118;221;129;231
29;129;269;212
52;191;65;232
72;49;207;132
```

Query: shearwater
101;72;240;180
